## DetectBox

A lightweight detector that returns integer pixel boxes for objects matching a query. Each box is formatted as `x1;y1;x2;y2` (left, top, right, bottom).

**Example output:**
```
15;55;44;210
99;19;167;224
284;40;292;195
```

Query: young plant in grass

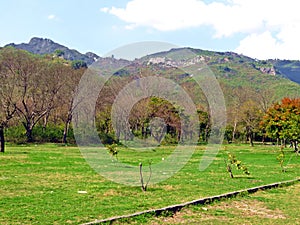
277;146;286;172
223;147;250;178
139;161;152;192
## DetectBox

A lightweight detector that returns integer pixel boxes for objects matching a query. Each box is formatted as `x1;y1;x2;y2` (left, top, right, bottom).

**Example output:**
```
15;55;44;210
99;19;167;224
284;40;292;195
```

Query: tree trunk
0;127;5;153
246;126;254;147
142;124;146;139
62;120;70;144
205;124;210;143
232;120;237;143
227;165;234;178
43;113;50;132
249;135;254;147
262;135;265;145
26;128;34;142
294;141;298;152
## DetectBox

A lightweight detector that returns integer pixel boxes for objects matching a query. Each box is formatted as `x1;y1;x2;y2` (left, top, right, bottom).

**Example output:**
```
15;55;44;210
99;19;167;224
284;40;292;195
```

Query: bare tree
5;49;64;142
257;88;275;114
239;100;262;146
226;86;257;143
0;48;19;152
56;67;84;144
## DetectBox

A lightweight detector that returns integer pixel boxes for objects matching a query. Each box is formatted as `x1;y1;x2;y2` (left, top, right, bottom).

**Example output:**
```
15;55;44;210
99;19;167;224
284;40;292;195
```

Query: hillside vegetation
0;43;299;150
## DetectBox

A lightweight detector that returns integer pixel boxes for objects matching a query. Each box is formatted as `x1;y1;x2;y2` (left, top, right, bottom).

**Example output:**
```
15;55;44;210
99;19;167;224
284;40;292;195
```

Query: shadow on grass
3;151;29;155
231;176;256;179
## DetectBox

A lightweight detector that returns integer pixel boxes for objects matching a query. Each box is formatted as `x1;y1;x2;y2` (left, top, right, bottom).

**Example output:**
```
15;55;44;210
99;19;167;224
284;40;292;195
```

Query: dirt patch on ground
209;199;286;219
148;199;286;225
151;209;208;225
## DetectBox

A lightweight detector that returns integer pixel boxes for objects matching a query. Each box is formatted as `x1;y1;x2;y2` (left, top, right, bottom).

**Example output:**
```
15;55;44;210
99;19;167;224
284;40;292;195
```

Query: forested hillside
0;43;299;152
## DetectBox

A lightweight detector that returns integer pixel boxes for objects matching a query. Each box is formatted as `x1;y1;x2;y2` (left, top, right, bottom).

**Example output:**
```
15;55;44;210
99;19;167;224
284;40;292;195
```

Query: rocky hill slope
5;37;100;65
4;37;300;85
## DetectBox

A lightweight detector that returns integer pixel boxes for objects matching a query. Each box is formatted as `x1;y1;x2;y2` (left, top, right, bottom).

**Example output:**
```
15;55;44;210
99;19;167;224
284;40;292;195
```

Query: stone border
82;178;300;225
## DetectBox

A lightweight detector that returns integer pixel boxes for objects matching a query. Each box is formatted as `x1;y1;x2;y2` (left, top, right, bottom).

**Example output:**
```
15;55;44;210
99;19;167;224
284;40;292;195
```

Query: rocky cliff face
5;37;100;65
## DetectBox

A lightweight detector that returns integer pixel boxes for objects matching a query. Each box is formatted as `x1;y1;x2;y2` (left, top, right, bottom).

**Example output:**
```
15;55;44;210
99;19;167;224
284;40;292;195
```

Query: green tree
197;108;210;143
54;49;64;57
71;60;87;70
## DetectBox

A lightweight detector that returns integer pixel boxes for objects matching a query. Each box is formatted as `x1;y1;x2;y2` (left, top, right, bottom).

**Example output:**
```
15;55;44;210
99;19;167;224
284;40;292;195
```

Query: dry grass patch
208;199;286;219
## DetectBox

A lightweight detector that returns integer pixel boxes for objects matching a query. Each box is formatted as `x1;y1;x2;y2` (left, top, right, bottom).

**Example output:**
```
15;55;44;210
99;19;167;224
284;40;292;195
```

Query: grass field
0;143;299;224
120;182;300;224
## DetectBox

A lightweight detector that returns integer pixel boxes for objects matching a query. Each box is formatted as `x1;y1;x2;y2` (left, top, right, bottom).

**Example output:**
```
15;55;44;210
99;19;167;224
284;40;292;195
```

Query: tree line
0;47;84;152
0;47;299;152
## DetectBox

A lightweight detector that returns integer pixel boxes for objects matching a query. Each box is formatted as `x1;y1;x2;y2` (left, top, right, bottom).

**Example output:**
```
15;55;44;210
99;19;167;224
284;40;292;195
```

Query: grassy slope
206;54;300;99
0;143;299;224
144;48;300;99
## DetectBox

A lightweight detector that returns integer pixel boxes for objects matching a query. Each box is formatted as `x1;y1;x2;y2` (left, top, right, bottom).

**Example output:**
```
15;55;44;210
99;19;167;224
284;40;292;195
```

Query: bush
161;133;178;145
5;125;27;144
5;124;76;144
98;132;118;145
32;124;63;143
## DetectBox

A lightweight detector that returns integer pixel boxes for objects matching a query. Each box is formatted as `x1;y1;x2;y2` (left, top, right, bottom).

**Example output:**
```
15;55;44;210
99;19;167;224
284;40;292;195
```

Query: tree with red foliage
261;97;300;151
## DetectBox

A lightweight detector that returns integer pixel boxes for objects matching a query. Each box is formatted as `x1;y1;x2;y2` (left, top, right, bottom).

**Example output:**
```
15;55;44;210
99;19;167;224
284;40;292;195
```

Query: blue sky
1;0;300;60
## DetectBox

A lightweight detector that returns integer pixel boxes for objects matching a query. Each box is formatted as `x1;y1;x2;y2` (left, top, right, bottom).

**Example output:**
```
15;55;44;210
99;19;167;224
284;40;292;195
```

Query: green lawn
122;182;300;225
0;143;299;224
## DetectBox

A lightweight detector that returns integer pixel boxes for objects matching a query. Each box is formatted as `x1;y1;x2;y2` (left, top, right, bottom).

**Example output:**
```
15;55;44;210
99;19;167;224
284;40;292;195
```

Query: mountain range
5;37;100;65
4;37;300;85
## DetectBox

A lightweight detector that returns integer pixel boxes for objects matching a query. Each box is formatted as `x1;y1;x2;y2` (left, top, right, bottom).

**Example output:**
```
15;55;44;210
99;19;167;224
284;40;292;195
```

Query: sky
1;0;300;60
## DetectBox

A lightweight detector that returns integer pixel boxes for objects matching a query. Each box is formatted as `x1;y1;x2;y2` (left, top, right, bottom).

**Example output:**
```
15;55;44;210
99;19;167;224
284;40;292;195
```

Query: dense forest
0;46;299;153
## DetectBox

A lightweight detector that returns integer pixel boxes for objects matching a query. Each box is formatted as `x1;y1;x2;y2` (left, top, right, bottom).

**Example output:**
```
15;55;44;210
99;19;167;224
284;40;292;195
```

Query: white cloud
103;0;300;36
102;0;300;59
100;7;109;13
235;31;279;59
106;0;208;31
47;14;56;20
101;0;269;35
236;26;300;60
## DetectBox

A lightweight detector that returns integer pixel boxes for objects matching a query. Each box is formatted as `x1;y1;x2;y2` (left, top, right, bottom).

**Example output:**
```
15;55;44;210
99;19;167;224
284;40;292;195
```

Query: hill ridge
4;37;300;84
5;37;100;65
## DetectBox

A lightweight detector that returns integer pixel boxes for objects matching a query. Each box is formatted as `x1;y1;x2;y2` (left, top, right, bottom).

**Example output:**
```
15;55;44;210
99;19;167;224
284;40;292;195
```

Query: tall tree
261;97;300;151
57;67;85;144
226;86;256;142
197;107;210;143
239;100;262;146
0;48;19;152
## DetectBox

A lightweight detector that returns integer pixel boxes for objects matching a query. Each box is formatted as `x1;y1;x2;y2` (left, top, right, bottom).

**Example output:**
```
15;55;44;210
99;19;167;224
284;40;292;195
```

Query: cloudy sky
1;0;300;60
